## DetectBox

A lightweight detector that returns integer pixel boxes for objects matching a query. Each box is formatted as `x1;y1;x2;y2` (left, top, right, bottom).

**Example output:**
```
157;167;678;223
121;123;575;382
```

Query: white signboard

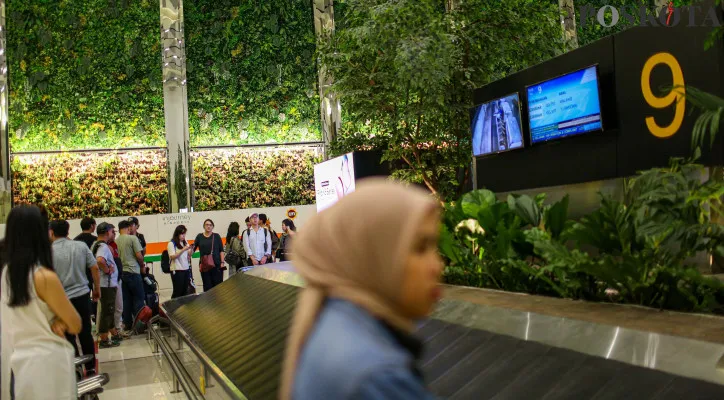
314;152;356;212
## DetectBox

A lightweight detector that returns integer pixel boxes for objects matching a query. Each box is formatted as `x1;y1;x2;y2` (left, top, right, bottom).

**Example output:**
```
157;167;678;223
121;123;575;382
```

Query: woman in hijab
281;179;443;400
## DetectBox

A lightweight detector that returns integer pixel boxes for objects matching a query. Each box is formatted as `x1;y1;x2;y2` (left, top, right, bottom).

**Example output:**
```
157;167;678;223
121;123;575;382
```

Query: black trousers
65;294;95;372
200;266;223;292
171;269;191;298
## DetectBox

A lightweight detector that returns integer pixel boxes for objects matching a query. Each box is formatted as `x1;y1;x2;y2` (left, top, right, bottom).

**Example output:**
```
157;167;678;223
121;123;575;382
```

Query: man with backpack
243;213;272;267
92;223;122;348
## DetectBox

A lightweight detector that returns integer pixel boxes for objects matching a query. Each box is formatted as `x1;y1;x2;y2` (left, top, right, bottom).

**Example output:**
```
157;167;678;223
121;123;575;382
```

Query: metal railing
149;306;247;399
148;318;204;399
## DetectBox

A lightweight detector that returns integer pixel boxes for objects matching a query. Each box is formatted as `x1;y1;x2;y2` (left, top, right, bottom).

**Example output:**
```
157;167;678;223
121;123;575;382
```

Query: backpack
224;237;243;266
161;250;171;274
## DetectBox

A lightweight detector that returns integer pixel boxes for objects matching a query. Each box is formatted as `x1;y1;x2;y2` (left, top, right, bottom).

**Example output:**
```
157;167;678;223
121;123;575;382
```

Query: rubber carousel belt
163;275;724;400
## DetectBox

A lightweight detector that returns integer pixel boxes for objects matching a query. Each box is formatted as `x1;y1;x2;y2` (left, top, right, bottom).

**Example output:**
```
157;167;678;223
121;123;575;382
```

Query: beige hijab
279;178;437;400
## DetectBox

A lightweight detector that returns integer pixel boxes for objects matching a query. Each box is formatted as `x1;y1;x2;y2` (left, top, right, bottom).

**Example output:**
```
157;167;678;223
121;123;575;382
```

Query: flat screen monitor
314;152;356;212
471;93;524;157
526;65;603;144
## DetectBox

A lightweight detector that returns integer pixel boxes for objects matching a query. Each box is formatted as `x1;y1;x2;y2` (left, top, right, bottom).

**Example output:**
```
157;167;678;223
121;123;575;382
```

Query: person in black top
74;217;97;248
127;217;147;256
74;217;97;294
193;219;225;292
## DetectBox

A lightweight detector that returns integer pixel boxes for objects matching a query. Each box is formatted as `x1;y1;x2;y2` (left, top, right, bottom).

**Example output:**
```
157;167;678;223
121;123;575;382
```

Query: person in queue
108;232;127;338
243;212;272;267
280;179;443;400
1;205;82;399
259;214;280;263
193;219;225;292
169;225;193;298
224;221;246;277
49;219;101;376
92;222;122;348
116;220;146;333
277;218;296;262
127;217;146;256
74;217;98;319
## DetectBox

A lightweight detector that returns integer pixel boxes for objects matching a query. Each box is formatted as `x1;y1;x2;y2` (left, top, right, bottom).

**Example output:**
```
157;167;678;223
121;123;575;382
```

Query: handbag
199;234;216;273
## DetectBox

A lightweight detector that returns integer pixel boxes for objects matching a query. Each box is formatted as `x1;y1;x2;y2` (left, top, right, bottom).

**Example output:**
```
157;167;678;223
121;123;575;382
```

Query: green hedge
184;0;321;146
12;151;169;219
8;0;164;151
192;147;320;211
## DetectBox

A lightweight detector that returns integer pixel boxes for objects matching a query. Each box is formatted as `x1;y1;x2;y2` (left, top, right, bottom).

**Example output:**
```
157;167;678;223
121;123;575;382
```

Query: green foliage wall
192;147;321;211
12;151;169;219
7;0;322;151
8;0;165;151
575;0;694;47
184;0;322;146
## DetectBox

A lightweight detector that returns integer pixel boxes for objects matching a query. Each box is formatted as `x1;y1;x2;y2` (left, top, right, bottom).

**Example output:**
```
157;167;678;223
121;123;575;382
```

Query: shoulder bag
199;234;216;273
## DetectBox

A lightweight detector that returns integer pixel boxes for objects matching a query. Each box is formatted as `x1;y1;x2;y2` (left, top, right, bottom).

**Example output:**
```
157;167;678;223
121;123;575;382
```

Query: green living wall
192;147;321;211
185;0;322;146
575;0;694;47
12;151;169;219
7;0;164;151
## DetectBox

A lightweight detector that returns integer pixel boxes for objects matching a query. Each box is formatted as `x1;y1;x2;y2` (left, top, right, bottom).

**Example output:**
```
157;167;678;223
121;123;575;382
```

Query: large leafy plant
12;151;169;219
441;160;724;313
8;0;164;151
185;0;322;147
192;147;321;211
323;0;564;202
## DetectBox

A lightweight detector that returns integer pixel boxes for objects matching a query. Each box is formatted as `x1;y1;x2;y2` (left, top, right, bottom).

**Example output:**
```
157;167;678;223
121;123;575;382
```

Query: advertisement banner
314;152;356;212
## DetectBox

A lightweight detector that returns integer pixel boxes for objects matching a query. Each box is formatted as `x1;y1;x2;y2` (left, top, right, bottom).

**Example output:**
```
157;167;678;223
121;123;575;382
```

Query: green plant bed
185;0;322;146
440;158;724;315
192;147;321;211
12;151;169;219
8;0;164;151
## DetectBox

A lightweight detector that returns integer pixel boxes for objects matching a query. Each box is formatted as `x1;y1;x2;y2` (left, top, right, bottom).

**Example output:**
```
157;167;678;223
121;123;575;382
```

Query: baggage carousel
153;263;724;399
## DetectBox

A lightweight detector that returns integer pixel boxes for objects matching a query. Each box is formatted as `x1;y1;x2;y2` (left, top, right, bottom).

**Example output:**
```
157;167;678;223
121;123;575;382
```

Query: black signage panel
614;20;724;177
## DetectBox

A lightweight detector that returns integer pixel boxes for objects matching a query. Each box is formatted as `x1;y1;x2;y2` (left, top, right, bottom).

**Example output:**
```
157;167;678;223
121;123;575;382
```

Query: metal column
313;0;341;160
0;1;10;219
160;0;193;212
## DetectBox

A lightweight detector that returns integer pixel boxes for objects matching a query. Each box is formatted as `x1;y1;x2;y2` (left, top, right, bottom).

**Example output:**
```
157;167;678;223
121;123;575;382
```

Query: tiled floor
97;288;189;399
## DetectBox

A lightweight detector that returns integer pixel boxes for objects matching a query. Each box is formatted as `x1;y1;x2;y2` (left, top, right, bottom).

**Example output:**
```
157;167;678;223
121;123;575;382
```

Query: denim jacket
293;298;436;400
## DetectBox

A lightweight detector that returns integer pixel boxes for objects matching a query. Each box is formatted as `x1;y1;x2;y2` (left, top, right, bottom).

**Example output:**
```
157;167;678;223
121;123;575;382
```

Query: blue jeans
122;272;145;329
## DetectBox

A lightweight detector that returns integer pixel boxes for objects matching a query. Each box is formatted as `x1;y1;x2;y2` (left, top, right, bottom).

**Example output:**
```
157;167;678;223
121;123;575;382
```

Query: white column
0;1;10;219
160;0;192;212
313;0;341;160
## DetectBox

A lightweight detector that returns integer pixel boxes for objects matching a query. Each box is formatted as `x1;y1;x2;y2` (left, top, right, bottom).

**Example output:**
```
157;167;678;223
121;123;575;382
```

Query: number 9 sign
640;52;685;138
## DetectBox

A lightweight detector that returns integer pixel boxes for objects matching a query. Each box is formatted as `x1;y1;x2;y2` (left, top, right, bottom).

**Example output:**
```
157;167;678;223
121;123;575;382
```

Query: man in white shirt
243;212;272;267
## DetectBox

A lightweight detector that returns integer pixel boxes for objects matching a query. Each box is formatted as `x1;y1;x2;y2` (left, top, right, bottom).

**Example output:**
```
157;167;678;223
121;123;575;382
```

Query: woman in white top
169;225;193;299
1;205;82;400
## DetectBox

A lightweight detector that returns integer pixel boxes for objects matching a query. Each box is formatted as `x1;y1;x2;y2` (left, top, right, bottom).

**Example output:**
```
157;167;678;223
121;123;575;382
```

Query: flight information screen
526;66;603;144
471;93;524;157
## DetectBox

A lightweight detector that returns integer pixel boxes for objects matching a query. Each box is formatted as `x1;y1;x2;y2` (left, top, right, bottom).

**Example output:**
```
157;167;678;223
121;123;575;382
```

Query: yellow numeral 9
641;52;685;138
